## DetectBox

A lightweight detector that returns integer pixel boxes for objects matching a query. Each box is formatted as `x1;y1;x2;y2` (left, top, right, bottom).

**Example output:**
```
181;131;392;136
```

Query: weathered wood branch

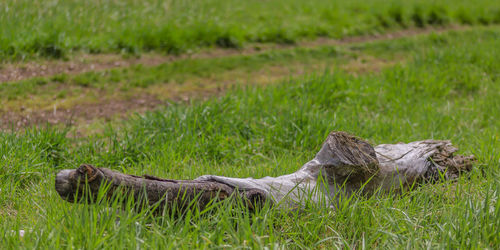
55;165;267;211
55;131;475;210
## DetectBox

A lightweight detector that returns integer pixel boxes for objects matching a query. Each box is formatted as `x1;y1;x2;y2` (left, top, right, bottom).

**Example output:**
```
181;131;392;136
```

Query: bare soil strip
0;25;467;83
1;94;164;130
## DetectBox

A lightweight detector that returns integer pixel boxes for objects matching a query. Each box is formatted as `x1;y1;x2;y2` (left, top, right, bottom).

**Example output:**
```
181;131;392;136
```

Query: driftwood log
55;131;475;211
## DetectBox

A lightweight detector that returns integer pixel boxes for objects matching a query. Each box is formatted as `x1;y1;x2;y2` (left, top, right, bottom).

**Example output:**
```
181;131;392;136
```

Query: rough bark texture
55;131;475;210
55;164;267;211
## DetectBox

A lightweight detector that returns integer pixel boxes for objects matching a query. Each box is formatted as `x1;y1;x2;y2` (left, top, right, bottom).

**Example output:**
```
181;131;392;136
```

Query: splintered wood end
325;131;379;175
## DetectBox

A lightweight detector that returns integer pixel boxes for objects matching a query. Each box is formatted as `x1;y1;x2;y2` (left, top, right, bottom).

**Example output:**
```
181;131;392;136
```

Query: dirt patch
0;25;469;83
0;54;172;83
0;94;164;131
341;55;402;74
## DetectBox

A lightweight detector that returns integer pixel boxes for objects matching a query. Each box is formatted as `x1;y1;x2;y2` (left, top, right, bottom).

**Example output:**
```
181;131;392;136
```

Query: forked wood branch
55;131;475;210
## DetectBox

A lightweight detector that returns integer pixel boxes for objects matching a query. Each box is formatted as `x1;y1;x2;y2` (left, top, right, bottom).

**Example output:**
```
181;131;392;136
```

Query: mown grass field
1;0;500;61
1;22;499;248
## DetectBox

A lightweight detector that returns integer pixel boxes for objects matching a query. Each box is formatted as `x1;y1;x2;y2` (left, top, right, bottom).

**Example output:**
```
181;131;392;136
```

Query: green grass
1;0;500;61
1;27;499;248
